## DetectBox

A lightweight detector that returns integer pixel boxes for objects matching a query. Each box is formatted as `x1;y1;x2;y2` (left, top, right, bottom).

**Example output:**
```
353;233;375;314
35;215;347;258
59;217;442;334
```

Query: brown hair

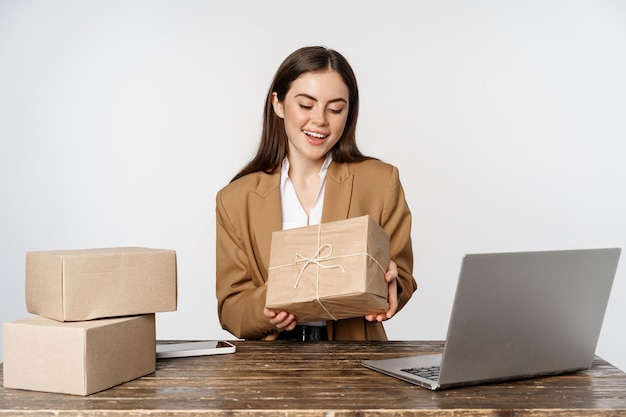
231;46;371;182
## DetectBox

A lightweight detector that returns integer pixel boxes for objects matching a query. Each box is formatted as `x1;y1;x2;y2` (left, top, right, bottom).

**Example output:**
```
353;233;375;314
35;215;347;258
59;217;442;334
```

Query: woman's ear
271;92;285;119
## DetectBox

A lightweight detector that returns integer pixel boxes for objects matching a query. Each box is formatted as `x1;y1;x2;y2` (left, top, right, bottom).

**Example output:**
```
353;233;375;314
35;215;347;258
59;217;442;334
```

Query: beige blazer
216;159;417;340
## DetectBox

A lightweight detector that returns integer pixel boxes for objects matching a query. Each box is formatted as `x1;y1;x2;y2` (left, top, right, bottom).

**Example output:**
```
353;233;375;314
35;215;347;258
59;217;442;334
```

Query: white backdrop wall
1;0;625;371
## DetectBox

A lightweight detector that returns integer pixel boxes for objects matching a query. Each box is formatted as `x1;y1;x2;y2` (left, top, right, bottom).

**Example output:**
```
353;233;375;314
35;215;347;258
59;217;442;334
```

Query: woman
216;46;416;341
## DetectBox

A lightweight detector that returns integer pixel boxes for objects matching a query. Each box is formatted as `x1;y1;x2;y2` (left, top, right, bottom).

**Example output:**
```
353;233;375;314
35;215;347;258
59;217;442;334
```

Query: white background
1;0;625;371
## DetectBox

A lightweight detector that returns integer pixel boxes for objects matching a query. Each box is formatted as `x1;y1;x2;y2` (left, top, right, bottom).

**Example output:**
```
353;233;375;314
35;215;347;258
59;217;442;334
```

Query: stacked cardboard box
2;247;177;395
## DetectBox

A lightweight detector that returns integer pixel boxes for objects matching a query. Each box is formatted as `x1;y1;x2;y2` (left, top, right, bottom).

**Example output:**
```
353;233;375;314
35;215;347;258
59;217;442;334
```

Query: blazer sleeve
380;165;417;312
215;189;273;339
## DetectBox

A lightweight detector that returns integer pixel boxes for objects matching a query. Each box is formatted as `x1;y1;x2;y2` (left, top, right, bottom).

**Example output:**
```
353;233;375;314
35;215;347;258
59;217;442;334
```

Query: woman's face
272;70;349;166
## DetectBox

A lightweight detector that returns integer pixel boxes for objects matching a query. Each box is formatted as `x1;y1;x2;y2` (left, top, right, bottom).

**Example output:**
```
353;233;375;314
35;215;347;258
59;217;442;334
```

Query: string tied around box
269;223;387;321
292;243;345;289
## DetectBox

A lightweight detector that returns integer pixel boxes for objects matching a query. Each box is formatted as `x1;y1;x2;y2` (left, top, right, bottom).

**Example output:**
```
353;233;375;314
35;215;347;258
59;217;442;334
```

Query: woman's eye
329;108;344;115
299;104;313;110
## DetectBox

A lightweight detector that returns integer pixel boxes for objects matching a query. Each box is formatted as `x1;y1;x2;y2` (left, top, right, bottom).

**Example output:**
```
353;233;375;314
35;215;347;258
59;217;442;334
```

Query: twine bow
292;243;345;289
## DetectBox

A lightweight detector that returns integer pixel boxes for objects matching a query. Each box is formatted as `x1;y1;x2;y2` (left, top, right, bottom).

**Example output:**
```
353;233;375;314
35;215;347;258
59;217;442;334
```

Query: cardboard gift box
2;314;156;396
266;215;390;323
26;247;177;321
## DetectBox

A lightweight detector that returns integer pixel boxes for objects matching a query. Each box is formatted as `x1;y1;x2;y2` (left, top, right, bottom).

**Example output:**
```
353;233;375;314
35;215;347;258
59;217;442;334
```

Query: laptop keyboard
401;365;440;381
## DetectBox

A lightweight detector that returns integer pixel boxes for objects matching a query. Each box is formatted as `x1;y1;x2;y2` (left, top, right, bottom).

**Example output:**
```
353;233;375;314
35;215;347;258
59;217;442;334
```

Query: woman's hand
264;308;297;331
264;280;297;331
365;260;399;322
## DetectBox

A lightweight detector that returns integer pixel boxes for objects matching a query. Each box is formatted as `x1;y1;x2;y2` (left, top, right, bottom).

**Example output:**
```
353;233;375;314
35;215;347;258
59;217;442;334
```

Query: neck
287;154;326;183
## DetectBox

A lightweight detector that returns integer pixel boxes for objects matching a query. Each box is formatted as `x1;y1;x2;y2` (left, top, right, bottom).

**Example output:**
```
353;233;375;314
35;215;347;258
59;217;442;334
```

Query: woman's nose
311;108;328;126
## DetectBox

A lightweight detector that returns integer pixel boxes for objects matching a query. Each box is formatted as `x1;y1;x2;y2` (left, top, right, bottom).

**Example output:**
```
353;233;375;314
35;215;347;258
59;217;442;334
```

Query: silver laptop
363;248;621;390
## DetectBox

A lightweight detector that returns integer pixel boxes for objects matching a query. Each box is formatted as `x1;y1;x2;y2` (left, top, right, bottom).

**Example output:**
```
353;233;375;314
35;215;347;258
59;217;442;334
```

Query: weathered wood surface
1;341;626;416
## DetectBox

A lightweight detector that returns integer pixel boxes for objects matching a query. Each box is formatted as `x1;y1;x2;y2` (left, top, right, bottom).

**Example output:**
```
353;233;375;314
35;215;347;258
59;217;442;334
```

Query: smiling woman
214;46;417;342
271;71;349;212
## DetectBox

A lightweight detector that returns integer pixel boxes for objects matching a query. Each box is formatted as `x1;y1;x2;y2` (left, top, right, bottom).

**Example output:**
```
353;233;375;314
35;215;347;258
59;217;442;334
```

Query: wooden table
1;341;626;416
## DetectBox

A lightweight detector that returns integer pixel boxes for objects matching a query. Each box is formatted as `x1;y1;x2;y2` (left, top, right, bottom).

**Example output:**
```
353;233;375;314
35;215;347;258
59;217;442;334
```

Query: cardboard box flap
25;253;64;320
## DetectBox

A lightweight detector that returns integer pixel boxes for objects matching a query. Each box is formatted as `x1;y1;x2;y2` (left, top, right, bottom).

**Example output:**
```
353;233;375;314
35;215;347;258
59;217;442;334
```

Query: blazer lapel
248;162;353;277
322;162;353;222
248;171;282;278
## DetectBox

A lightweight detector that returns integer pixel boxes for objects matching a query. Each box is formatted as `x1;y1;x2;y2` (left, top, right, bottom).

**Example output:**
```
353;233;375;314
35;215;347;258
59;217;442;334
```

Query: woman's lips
303;130;329;145
303;130;328;139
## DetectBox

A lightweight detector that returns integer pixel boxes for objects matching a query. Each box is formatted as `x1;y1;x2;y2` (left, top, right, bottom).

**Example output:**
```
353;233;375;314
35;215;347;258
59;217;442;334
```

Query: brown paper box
2;314;156;396
266;215;390;323
26;247;177;321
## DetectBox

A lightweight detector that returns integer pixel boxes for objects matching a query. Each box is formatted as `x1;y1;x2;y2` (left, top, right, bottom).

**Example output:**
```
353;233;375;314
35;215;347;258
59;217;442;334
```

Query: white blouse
280;154;332;230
